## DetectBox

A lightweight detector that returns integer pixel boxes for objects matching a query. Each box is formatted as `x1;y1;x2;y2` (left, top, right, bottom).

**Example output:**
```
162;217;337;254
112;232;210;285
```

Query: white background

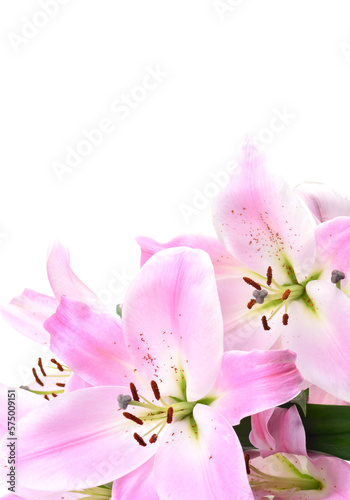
1;0;350;388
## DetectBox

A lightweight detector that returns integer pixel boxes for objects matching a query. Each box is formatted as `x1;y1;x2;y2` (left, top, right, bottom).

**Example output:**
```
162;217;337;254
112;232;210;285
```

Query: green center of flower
243;263;320;330
71;483;112;499
247;453;323;493
119;381;198;446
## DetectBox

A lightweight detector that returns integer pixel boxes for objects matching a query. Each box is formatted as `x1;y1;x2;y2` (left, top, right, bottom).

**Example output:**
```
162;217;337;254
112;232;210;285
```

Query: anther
117;394;132;410
282;289;291;300
44;395;49;401
243;277;261;290
247;299;256;310
282;313;289;326
252;289;268;304
32;367;44;387
51;359;64;372
149;434;158;444
245;453;250;475
38;358;46;377
56;382;66;388
133;433;147;447
123;412;143;425
331;270;345;284
52;393;58;398
266;266;272;286
166;407;174;424
151;380;161;401
261;316;270;331
130;382;140;402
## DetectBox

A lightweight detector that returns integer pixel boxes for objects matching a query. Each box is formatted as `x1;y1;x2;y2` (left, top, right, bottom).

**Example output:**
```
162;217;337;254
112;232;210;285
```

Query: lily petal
212;145;316;283
282;280;350;402
45;297;135;387
295;181;350;223
10;387;155;491
154;404;253;500
0;289;56;345
250;406;307;458
123;248;224;402
211;350;302;425
65;373;93;393
47;242;99;309
111;458;157;500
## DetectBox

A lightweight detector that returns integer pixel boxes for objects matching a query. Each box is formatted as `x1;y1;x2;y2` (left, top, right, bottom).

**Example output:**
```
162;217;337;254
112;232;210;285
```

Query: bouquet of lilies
2;145;350;499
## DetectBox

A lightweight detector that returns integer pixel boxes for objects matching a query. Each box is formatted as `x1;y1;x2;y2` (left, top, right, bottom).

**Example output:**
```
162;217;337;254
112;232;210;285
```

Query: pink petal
211;350;302;425
0;289;56;345
315;217;350;285
212;145;316;283
295;181;350;223
306;454;350;499
65;373;93;393
282;279;350;402
111;458;157;500
123;248;224;402
11;387;156;491
47;241;100;308
136;235;239;272
154;404;253;500
308;384;350;405
44;297;135;387
250;406;306;458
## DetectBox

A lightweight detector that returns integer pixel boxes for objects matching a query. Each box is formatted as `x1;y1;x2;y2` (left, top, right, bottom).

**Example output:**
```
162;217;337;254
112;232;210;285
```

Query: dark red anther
243;277;261;290
261;316;271;331
51;359;64;372
130;382;140;402
123;412;143;425
282;313;289;326
245;453;251;475
282;289;291;300
166;407;174;424
149;434;158;444
247;299;256;310
56;382;66;387
44;394;49;401
133;433;147;447
151;380;161;401
52;393;58;398
32;367;44;387
266;266;272;286
38;358;46;377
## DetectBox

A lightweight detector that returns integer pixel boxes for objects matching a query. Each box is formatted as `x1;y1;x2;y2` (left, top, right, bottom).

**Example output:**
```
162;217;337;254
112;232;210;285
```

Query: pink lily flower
5;248;302;498
137;146;350;402
247;405;350;498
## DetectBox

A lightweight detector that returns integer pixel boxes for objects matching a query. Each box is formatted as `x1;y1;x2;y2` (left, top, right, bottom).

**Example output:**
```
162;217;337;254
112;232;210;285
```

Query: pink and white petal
44;297;136;387
9;387;156;491
136;235;239;273
315;217;350;285
305;454;350;499
154;404;253;500
123;248;224;402
0;289;56;345
250;406;306;458
212;145;316;283
111;458;157;500
282;280;350;402
65;373;93;393
307;384;350;405
210;350;302;426
47;242;100;309
295;182;350;224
